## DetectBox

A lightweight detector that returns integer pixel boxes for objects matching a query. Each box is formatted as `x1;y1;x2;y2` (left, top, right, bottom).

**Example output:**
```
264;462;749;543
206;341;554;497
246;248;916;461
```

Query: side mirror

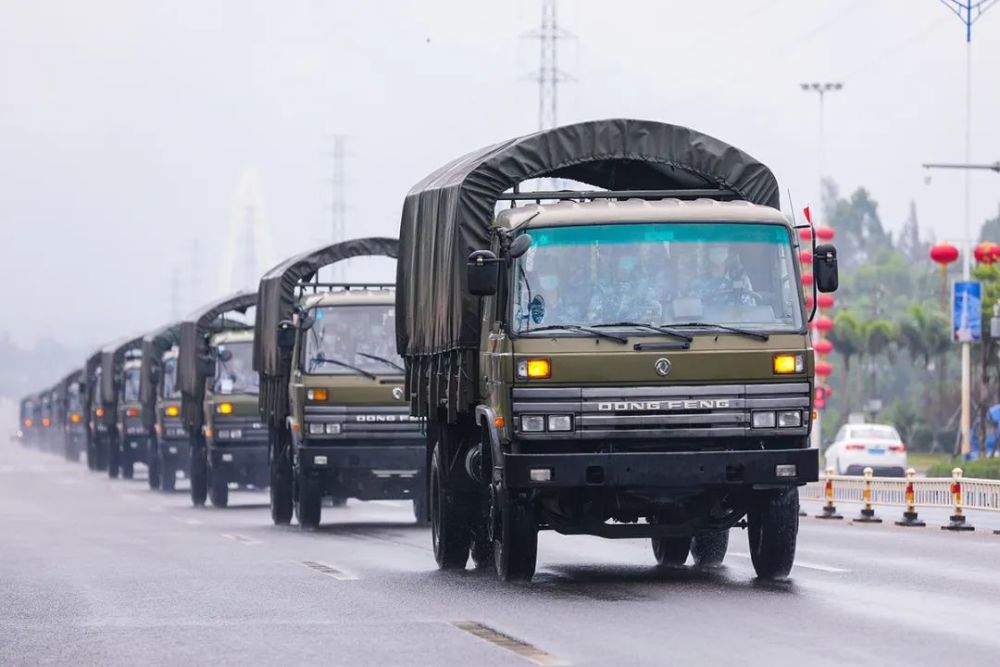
150;366;161;384
277;323;297;350
198;355;217;377
813;244;839;293
467;250;499;296
508;234;533;259
300;314;316;331
217;348;233;363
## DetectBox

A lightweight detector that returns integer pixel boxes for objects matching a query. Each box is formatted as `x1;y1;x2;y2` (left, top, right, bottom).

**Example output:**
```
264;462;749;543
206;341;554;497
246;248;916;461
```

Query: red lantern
814;339;834;355
815;361;833;377
815;397;826;410
974;241;998;265
799;228;813;242
804;294;814;310
929;242;959;266
816;227;835;241
801;273;814;286
799;250;812;264
817;293;835;309
992;244;1000;262
815;315;834;332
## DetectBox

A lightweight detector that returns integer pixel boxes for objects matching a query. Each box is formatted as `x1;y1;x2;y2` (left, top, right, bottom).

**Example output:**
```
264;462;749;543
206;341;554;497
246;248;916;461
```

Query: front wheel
147;446;161;490
269;428;293;525
120;455;134;480
160;455;176;492
691;530;729;567
295;472;322;529
190;443;207;507
652;536;691;567
412;483;429;524
430;443;470;569
492;487;537;582
209;464;229;508
107;436;120;479
748;487;799;580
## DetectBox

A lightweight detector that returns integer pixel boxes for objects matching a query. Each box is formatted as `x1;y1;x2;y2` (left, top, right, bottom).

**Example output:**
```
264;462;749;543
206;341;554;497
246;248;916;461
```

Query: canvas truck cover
99;335;144;406
177;291;256;430
140;322;181;430
395;118;779;417
253;237;398;426
56;367;84;418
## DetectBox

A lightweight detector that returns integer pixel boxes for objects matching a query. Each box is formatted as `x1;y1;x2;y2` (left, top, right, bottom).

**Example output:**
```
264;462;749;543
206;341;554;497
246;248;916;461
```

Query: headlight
773;353;804;374
229;429;243;439
307;389;329;401
777;411;802;428
165;405;180;417
325;423;342;435
217;402;234;415
521;415;546;432
547;415;573;432
752;411;776;428
516;358;551;379
308;423;325;435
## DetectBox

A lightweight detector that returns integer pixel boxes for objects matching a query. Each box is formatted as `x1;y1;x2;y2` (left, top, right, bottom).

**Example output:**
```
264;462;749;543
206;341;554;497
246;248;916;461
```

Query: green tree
897;303;950;425
862;319;896;403
828;311;863;417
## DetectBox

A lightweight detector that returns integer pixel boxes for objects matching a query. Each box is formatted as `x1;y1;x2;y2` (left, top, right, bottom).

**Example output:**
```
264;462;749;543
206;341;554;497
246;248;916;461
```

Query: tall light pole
930;0;997;458
800;81;842;449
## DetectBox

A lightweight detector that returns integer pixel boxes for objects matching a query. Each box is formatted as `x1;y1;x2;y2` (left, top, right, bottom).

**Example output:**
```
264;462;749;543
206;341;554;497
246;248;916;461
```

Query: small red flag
803;206;813;225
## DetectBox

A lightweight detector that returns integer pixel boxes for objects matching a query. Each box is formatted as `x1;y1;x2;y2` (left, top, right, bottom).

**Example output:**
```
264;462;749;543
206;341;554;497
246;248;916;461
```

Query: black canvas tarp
139;322;181;429
253;237;398;426
99;335;144;406
56;367;84;419
177;291;256;430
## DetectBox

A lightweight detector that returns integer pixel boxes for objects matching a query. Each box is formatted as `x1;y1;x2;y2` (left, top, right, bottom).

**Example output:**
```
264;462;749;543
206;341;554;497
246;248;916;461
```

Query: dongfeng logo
654;358;672;377
392;387;404;400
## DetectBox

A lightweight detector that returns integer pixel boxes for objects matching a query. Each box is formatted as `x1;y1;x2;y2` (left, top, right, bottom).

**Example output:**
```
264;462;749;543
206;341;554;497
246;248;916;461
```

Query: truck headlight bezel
520;415;546;432
751;411;777;428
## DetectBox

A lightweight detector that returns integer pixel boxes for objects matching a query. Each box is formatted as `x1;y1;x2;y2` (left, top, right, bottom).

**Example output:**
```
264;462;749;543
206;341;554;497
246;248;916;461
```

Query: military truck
255;238;425;529
38;389;57;452
82;350;106;470
85;335;144;478
116;349;154;480
17;395;39;447
55;369;86;462
178;292;261;508
396;119;838;581
140;323;185;491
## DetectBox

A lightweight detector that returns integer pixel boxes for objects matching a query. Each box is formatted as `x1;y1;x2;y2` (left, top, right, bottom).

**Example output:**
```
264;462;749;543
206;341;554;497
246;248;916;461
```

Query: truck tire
748;487;799;579
96;439;108;471
121;455;134;480
430;443;470;569
190;445;207;507
160;456;176;492
330;496;348;508
269;428;293;525
493;488;537;582
147;446;161;490
412;484;429;524
652;537;691;567
209;465;229;508
107;436;120;479
691;530;729;567
295;473;322;529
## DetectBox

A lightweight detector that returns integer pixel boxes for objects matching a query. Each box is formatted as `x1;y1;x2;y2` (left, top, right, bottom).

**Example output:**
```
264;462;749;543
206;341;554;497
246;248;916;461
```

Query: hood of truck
298;373;407;406
508;332;811;385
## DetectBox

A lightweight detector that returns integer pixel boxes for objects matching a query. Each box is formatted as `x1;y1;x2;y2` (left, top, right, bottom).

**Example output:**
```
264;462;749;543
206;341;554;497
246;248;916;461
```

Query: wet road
3;442;1000;666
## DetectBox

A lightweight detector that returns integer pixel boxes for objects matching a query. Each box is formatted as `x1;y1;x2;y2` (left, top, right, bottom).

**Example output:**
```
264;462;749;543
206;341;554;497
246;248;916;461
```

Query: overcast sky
2;0;999;349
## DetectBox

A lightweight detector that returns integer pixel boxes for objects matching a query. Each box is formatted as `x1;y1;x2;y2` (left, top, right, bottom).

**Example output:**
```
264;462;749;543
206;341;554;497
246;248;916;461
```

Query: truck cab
18;396;39;447
61;372;86;462
202;329;267;507
153;347;187;491
115;352;151;480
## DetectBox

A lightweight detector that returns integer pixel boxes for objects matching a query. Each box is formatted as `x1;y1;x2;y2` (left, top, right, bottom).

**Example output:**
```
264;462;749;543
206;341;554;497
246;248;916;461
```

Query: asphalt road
3;442;1000;667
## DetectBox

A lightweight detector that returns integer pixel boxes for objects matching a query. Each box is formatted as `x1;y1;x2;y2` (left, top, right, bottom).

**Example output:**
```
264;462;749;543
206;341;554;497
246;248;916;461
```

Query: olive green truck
396;119;838;581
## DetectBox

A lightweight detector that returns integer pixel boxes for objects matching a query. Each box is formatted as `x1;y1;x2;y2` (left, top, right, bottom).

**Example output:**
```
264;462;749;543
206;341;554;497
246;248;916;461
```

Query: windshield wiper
521;323;628;345
356;352;405;373
309;354;378;380
662;322;770;342
591;321;693;342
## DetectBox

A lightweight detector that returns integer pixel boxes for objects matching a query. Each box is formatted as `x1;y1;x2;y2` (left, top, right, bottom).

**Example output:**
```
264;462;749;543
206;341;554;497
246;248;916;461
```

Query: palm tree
828;312;863;417
862;319;896;404
897;304;950;435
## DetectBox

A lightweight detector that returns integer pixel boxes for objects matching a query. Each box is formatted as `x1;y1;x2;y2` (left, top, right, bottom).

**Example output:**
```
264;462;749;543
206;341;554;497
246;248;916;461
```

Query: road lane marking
299;560;358;581
221;533;261;545
730;552;849;573
451;621;565;666
172;516;202;526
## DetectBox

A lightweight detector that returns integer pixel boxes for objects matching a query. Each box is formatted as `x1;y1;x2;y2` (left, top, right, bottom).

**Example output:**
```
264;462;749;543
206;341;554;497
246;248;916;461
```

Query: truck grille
213;417;268;443
512;383;810;440
304;405;423;440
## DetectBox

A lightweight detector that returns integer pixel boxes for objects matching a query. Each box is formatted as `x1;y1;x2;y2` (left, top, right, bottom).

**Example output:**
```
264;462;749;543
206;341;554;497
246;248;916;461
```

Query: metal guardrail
802;466;1000;533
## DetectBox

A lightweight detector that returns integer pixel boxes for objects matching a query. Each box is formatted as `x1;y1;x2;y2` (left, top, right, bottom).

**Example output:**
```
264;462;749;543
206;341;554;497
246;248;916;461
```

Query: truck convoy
396;119;838;580
255;238;425;528
178;292;262;508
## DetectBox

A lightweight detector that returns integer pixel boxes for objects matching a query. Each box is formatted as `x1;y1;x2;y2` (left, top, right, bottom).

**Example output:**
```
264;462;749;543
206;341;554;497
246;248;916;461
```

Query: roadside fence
801;467;1000;533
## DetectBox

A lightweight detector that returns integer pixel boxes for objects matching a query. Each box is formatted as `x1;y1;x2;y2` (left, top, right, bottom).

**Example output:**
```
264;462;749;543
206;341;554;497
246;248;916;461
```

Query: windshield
161;358;181;399
213;341;259;395
303;304;403;376
67;385;82;412
122;367;141;403
512;222;803;334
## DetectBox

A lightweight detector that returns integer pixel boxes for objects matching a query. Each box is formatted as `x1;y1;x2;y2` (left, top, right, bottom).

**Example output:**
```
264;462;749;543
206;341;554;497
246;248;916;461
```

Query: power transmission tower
219;167;275;294
330;135;347;282
524;0;574;131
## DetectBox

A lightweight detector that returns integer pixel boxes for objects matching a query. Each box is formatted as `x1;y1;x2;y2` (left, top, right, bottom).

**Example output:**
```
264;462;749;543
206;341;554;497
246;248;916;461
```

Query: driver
588;251;662;323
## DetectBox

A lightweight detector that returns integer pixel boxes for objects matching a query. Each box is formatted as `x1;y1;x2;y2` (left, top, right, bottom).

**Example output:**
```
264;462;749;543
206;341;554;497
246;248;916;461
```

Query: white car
824;423;907;477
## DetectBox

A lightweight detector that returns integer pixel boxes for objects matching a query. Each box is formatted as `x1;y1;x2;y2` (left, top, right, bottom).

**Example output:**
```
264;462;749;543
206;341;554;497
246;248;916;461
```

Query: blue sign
952;281;982;343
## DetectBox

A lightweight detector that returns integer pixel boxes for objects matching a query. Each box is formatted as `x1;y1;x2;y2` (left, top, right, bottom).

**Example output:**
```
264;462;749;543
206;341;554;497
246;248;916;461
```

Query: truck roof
496;198;790;230
300;288;395;309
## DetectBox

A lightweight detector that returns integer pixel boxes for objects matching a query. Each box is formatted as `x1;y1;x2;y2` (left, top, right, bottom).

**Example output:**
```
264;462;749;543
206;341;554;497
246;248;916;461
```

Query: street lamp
799;82;844;195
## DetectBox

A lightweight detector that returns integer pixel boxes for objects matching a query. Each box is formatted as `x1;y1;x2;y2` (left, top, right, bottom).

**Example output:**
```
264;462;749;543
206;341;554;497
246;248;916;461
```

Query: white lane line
450;621;566;666
730;552;849;573
172;516;202;526
221;533;262;545
299;560;358;581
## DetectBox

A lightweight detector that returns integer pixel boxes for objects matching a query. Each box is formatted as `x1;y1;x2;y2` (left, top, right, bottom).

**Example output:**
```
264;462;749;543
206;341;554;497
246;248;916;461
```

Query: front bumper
158;437;191;460
208;442;268;468
503;447;818;489
299;444;424;473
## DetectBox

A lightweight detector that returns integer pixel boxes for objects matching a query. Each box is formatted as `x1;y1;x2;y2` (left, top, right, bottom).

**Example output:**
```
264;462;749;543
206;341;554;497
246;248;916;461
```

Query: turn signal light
307;388;328;401
95;407;105;417
42;418;51;427
773;353;804;374
70;413;81;424
165;405;180;417
24;418;33;427
217;402;234;415
517;358;551;379
126;407;139;417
